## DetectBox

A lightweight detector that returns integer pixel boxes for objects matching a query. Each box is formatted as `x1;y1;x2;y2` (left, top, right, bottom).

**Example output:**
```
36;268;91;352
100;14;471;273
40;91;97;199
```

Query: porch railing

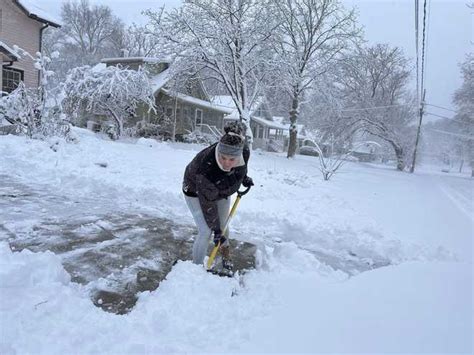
267;139;284;152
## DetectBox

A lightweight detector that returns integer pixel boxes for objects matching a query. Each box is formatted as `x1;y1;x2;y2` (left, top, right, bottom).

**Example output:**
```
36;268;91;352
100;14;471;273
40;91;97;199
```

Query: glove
213;230;227;246
242;176;254;188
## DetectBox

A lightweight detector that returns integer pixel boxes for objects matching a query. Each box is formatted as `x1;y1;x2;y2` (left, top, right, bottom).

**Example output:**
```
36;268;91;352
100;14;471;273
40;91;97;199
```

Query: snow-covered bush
62;65;156;139
183;131;216;145
132;121;172;140
0;47;70;139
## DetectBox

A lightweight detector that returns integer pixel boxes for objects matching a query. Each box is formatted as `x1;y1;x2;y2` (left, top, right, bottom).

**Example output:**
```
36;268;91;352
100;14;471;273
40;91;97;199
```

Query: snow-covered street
0;129;472;353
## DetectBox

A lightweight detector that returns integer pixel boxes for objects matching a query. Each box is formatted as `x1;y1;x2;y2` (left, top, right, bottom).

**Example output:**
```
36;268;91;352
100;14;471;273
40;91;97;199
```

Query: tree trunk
458;159;464;173
287;93;299;158
386;139;405;171
394;146;405;171
106;106;122;138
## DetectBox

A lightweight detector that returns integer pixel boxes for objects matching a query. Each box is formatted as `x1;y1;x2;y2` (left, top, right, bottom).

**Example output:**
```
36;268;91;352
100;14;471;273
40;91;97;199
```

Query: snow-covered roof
212;95;240;119
352;142;381;154
272;116;287;125
162;90;233;114
91;63;107;72
212;95;260;120
101;57;172;65
150;68;171;94
14;0;62;27
0;41;19;61
212;95;235;108
352;145;373;154
252;116;288;130
100;57;173;94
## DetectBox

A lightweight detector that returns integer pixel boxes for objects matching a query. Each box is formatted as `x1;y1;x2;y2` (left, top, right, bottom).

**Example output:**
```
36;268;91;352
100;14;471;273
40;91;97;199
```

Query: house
1;0;61;94
351;143;378;162
213;96;308;152
100;57;232;140
272;116;308;152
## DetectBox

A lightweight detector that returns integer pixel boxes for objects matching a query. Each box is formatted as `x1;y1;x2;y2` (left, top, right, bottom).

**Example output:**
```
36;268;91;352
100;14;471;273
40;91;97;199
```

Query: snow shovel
206;186;251;271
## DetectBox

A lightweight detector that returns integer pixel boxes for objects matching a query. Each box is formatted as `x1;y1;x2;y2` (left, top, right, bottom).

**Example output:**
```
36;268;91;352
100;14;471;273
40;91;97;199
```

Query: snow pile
0;242;471;354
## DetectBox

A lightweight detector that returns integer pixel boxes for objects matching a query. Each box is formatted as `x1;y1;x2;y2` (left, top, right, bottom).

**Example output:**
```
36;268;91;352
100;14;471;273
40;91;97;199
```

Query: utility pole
172;93;178;142
410;89;426;173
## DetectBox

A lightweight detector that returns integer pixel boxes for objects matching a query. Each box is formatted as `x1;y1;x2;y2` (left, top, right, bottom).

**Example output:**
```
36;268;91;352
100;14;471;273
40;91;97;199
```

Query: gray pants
184;195;231;265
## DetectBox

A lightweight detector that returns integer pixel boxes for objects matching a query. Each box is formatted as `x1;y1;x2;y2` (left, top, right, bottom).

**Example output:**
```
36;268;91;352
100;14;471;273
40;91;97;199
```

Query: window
2;68;23;94
195;109;203;126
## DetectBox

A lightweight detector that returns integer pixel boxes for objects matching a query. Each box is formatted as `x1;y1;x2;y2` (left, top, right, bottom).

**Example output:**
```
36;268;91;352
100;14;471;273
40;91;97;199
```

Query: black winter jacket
183;142;250;231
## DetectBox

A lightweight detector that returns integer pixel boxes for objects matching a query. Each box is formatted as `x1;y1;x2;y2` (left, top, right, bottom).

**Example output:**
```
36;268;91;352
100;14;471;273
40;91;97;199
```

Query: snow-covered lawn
0;128;472;354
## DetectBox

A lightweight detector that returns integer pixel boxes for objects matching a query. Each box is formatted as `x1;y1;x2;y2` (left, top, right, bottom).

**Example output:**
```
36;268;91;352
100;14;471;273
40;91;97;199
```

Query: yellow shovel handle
207;243;220;269
206;195;242;270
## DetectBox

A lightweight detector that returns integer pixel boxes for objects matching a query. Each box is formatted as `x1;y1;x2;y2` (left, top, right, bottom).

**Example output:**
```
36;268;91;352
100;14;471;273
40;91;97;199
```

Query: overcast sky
38;0;473;120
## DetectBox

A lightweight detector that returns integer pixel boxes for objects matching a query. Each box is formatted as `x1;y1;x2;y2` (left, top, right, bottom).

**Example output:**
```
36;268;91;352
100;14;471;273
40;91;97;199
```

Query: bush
133;121;172;141
299;145;320;157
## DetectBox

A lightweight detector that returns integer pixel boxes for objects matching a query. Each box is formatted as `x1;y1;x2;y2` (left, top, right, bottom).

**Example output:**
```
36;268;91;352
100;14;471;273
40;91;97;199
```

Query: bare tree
62;0;124;60
271;0;360;157
310;138;380;180
43;0;125;80
333;44;415;171
123;23;163;57
146;0;278;139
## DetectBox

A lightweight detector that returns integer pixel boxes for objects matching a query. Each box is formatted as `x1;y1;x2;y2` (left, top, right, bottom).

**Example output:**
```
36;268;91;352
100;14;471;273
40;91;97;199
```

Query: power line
339;103;411;113
425;112;453;120
426;128;474;140
425;103;457;113
425;112;474;125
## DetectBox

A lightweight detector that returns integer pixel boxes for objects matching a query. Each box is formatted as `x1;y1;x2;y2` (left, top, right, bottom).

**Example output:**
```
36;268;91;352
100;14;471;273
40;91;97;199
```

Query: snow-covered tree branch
146;0;278;141
62;65;156;139
270;0;361;158
0;47;68;139
309;138;380;180
330;44;416;170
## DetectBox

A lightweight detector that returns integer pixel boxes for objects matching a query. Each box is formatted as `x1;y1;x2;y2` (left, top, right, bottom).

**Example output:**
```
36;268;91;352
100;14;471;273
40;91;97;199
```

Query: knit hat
216;122;246;157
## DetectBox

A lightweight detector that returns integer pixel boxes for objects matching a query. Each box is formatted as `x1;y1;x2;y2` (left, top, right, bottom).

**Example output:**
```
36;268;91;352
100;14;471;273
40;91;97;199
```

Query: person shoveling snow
182;122;254;275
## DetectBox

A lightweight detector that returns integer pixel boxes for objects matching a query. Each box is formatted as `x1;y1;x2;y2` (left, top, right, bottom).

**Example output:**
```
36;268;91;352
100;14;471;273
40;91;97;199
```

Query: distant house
100;57;232;140
0;0;61;94
213;96;308;152
351;143;377;162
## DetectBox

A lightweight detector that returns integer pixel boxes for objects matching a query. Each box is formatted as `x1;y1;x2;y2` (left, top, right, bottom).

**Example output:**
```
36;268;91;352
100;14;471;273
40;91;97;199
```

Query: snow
101;57;172;64
150;67;170;94
16;0;62;27
0;41;19;60
252;114;288;129
213;94;240;119
162;89;233;113
0;128;472;354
